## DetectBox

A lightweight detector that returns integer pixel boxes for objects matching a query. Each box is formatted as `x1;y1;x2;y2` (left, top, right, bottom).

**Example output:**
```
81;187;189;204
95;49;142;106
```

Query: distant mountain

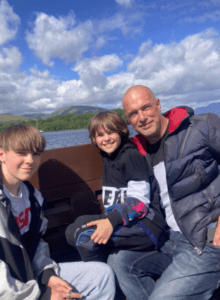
0;114;31;123
194;103;220;115
46;105;108;119
1;106;109;123
23;113;48;119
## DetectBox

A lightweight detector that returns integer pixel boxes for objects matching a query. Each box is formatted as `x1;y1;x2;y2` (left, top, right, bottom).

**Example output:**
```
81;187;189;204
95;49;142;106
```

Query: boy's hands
86;219;113;244
47;276;82;299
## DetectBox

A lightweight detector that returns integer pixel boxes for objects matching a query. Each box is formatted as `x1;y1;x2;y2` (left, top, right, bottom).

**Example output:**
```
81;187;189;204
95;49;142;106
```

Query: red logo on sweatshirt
14;207;31;230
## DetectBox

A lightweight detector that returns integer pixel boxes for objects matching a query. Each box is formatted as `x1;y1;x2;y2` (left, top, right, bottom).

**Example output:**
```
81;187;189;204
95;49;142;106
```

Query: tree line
0;109;127;132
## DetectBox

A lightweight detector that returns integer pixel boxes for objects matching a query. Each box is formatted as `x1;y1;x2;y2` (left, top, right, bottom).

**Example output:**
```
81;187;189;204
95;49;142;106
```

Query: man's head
123;85;168;144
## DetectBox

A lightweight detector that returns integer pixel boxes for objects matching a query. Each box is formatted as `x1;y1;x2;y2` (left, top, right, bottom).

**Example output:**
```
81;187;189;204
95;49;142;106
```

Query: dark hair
0;123;46;153
89;111;129;147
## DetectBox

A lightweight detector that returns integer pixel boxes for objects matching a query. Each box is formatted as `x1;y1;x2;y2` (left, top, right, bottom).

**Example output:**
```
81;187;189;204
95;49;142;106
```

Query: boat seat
29;143;104;262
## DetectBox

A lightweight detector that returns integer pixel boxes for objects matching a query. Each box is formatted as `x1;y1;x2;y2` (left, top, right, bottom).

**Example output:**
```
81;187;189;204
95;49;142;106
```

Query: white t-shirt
4;183;31;235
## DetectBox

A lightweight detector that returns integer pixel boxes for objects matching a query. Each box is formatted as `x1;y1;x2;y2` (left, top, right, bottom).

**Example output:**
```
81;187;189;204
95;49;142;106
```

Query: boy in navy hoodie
66;112;171;299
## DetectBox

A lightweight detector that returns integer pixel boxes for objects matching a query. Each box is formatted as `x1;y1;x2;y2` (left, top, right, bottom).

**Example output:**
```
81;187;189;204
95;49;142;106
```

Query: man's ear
156;98;161;112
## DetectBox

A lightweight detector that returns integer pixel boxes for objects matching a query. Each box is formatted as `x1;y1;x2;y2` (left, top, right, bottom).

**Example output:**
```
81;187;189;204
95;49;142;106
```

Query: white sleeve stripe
127;180;150;206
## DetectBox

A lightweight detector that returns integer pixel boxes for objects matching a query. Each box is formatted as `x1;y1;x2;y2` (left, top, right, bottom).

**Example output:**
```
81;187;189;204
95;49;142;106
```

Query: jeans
148;231;220;300
58;261;115;300
107;248;172;300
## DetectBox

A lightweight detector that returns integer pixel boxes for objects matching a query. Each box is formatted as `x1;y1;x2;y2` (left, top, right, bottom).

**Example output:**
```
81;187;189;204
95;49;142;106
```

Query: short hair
89;111;129;147
0;123;46;153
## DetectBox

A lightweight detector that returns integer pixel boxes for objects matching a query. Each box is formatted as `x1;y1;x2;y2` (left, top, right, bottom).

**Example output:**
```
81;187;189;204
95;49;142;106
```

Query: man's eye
143;105;150;111
129;112;137;119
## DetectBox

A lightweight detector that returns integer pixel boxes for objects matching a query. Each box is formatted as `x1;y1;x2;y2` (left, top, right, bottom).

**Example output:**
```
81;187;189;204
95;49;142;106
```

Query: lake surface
43;125;138;149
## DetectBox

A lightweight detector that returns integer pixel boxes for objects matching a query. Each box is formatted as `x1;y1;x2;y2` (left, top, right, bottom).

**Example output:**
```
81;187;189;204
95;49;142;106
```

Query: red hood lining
132;107;189;156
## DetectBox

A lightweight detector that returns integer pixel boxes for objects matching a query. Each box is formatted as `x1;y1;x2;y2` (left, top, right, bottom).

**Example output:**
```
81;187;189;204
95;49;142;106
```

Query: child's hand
86;219;113;244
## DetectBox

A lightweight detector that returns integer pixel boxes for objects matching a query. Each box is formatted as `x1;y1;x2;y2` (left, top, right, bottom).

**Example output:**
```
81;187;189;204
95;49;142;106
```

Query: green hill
0;114;32;123
46;105;108;119
0;107;126;132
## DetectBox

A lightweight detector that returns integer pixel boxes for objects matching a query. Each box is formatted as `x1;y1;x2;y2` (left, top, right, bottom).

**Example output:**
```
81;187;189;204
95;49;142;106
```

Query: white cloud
115;0;133;7
127;28;220;110
0;46;22;70
182;10;220;23
0;0;20;46
2;16;220;115
0;47;60;114
73;54;122;90
25;9;144;66
26;12;93;66
30;98;57;110
86;54;123;73
97;11;143;36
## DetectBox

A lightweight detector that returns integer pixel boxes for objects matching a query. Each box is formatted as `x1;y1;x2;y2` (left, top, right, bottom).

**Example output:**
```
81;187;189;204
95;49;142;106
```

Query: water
43;125;138;149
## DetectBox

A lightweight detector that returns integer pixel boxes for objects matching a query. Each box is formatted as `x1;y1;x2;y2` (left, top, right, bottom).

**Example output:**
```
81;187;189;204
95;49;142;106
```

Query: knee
93;262;115;283
107;250;132;275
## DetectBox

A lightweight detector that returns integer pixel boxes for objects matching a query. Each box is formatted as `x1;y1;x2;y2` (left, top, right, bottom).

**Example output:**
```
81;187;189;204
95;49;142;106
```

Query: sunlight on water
43;125;138;149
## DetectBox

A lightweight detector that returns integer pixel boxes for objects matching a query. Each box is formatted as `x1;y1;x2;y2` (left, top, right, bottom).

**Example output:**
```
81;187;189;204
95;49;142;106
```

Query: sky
1;0;220;115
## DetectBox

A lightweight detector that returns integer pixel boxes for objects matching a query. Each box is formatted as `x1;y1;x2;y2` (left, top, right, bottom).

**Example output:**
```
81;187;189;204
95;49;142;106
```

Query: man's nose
139;110;147;122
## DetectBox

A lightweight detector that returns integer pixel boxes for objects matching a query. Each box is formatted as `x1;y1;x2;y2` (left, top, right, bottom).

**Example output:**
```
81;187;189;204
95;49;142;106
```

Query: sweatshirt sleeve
106;150;150;228
32;216;58;284
105;195;149;227
0;224;53;300
0;260;41;300
104;148;150;228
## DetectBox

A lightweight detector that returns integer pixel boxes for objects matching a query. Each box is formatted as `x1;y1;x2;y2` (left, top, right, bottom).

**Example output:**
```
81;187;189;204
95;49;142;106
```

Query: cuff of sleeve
107;211;123;229
38;268;57;285
39;285;51;300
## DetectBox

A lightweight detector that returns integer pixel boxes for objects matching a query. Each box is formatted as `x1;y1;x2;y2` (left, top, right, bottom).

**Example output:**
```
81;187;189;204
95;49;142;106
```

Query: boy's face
95;128;121;156
0;148;41;185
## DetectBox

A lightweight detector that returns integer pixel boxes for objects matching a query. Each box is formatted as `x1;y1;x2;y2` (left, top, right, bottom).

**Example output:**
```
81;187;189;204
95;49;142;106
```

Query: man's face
123;91;162;140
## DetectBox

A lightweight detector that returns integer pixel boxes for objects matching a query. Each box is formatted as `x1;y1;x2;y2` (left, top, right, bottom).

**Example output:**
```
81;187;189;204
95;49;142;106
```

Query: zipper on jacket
179;123;192;158
194;247;202;255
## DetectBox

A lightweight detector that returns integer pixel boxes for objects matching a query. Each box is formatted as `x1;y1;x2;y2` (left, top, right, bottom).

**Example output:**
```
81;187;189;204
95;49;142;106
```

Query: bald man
119;85;220;299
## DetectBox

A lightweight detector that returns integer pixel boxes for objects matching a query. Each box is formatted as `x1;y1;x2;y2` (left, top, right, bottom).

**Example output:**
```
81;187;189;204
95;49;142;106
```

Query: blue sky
1;0;220;114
